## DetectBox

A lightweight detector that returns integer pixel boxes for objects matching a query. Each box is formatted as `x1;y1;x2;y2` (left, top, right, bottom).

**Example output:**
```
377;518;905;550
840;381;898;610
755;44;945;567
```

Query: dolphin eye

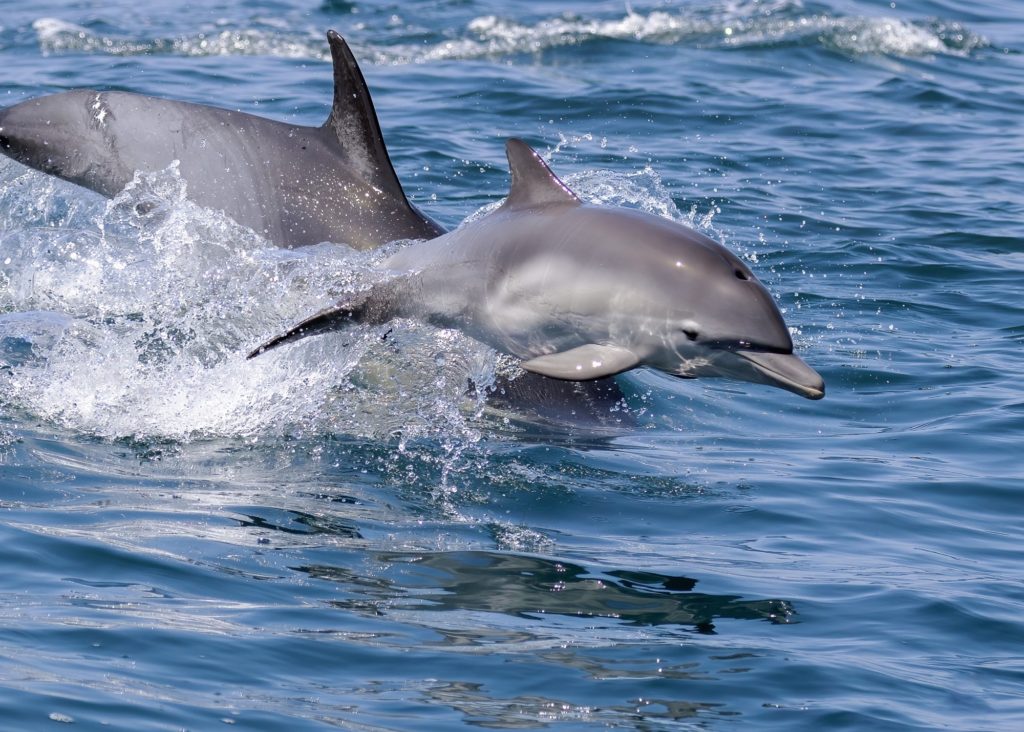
734;268;749;281
682;328;699;341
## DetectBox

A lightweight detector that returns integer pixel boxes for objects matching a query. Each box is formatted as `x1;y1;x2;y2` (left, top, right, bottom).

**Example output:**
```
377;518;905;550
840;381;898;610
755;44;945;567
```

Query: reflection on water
236;509;363;540
0;420;802;730
419;679;733;728
296;551;790;727
300;551;795;635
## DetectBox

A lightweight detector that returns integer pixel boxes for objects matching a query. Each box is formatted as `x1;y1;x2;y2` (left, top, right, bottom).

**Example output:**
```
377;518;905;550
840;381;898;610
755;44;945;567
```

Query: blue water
0;0;1021;729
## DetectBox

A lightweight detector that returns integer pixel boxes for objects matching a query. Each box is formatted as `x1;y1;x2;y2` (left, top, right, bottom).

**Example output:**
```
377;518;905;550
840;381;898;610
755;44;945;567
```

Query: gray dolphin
0;37;626;424
0;30;444;249
250;139;824;401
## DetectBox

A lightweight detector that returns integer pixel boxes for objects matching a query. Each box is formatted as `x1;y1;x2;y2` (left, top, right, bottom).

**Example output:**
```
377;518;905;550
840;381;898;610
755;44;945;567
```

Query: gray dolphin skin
0;30;444;249
250;139;825;400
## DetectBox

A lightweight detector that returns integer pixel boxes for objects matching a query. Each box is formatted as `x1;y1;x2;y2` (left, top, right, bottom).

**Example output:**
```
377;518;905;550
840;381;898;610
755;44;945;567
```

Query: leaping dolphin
0;35;632;424
0;30;444;249
250;139;825;400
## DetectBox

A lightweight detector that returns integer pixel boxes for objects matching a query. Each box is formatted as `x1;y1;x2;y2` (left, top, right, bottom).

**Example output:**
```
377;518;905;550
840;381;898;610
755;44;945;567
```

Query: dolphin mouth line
735;350;825;400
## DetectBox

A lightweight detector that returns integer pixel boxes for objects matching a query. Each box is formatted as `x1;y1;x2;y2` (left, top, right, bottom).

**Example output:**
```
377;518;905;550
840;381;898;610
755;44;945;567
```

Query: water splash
463;141;702;229
0;131;782;446
0;162;496;443
0;157;685;444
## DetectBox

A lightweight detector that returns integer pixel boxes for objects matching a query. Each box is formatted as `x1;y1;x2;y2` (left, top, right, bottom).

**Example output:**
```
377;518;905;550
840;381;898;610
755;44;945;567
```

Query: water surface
0;0;1022;729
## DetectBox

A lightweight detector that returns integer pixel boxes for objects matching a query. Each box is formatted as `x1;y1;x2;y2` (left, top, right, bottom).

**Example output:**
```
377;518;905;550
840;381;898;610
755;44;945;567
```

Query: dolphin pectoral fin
521;344;640;381
247;300;366;359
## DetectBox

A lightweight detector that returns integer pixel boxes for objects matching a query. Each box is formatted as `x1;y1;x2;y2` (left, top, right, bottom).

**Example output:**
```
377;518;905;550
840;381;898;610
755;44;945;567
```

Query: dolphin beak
735;350;825;400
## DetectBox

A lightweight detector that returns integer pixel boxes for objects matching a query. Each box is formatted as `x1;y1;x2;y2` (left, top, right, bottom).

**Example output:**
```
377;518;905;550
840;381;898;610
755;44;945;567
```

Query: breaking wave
32;18;330;60
33;1;987;64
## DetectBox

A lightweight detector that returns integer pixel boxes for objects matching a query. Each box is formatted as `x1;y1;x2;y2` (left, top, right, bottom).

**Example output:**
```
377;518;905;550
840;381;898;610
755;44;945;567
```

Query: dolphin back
0;31;444;249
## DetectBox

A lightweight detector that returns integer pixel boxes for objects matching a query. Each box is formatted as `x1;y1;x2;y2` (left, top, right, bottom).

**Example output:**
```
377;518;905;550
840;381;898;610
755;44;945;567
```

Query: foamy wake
32;2;986;64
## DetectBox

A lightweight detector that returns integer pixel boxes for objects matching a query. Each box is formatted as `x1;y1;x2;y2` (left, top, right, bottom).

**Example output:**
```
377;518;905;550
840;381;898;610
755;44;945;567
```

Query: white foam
0;164;495;442
372;3;985;63
31;17;89;40
721;13;983;57
32;18;329;60
32;4;985;64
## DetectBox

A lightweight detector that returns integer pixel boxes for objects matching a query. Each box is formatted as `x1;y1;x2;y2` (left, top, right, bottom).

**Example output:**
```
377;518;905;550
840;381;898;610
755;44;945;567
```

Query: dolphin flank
0;31;444;249
250;139;824;400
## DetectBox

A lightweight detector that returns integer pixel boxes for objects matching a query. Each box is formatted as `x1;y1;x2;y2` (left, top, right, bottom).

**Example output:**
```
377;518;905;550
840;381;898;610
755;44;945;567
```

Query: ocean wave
32;18;330;60
33;3;987;64
720;14;985;57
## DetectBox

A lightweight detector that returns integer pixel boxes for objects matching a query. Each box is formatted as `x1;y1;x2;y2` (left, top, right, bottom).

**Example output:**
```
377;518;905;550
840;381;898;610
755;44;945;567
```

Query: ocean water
0;0;1021;729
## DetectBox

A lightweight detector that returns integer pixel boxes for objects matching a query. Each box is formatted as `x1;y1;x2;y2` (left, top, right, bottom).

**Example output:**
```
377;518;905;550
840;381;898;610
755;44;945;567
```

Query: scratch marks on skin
331;105;378;183
78;92;126;191
91;93;108;126
675;355;713;378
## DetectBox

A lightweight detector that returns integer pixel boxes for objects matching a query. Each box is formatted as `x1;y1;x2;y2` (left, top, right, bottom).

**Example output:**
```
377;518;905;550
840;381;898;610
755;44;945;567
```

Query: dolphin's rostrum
250;139;825;400
0;31;443;249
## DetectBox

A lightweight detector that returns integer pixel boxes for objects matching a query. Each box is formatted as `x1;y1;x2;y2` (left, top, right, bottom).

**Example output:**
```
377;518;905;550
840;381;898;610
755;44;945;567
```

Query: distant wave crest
32;18;330;60
33;2;987;64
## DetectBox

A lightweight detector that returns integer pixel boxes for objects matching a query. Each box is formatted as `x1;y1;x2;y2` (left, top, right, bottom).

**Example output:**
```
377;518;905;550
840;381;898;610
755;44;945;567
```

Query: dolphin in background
0;30;444;249
251;139;825;401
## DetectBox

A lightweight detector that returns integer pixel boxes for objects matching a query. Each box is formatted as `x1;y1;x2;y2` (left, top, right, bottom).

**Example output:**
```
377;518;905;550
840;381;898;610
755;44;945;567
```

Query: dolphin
0;30;444;249
249;139;824;401
0;37;628;424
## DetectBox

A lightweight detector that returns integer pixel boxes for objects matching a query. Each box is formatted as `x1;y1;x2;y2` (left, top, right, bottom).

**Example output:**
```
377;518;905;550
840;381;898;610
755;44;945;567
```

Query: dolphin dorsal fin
322;30;404;195
501;139;581;211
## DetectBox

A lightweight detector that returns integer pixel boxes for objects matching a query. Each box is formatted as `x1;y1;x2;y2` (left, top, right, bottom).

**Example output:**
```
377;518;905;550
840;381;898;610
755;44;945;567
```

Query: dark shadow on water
419;680;734;728
479;373;638;433
236;508;363;540
297;551;795;634
295;552;792;726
